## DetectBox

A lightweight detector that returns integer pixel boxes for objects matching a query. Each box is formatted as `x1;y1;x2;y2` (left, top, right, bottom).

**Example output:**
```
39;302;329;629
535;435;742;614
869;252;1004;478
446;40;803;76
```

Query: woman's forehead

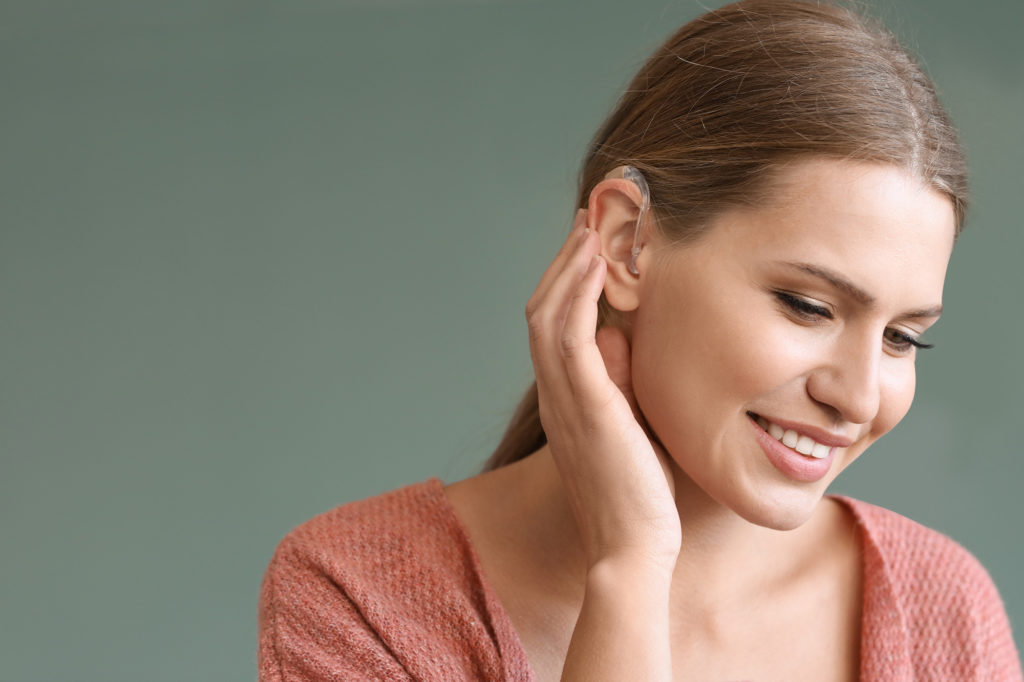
716;159;955;243
655;159;955;308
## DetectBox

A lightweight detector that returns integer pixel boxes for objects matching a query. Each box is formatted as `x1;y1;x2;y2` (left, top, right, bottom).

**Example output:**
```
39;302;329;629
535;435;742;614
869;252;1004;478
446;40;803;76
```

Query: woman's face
629;158;956;530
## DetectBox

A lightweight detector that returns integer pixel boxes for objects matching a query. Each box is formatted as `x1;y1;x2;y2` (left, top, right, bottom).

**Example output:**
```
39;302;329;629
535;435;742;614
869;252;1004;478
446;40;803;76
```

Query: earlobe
586;166;652;313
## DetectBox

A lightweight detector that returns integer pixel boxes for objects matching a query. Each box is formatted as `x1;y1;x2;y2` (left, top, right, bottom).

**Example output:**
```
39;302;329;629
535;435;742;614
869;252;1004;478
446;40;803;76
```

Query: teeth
795;435;815;455
755;415;833;459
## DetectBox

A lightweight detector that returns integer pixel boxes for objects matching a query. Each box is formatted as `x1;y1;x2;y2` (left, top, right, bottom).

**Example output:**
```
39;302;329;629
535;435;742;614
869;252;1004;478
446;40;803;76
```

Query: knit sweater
258;478;1022;681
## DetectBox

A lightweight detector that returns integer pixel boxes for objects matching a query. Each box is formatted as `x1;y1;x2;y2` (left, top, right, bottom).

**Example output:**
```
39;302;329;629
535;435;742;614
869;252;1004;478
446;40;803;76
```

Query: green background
2;1;1021;679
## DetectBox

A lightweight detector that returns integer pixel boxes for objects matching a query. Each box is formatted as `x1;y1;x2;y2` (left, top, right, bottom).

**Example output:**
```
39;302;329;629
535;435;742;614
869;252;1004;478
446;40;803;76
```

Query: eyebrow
778;261;944;319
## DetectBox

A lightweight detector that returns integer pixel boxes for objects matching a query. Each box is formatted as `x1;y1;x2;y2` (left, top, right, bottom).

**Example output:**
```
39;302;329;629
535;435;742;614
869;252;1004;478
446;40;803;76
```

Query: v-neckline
431;477;911;682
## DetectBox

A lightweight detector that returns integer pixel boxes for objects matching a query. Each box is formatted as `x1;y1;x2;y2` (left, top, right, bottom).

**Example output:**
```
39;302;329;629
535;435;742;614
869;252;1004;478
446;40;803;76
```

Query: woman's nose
805;333;882;425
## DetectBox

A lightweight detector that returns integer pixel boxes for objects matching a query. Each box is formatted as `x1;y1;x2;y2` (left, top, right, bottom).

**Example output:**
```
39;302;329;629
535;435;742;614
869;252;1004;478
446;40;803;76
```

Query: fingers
595;325;635;408
560;255;614;403
596;327;665;466
527;224;602;397
528;209;589;310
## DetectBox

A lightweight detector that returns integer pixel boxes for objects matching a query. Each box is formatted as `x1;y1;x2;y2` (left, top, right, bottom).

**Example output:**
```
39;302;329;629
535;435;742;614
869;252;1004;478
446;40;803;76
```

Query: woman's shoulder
273;477;457;562
828;495;1022;680
829;494;997;597
259;478;534;681
264;476;484;613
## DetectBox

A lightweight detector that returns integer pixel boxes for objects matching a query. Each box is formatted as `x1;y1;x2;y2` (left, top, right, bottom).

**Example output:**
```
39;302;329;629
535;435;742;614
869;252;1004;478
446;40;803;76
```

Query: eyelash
774;292;934;352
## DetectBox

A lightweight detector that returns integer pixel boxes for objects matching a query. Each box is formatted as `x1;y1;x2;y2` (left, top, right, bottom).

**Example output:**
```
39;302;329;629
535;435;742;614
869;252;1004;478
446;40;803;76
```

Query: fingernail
578;227;591;244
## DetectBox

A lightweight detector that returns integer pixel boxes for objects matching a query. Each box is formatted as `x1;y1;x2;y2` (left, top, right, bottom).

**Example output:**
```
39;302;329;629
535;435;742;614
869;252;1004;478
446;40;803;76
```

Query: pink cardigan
258;478;1022;681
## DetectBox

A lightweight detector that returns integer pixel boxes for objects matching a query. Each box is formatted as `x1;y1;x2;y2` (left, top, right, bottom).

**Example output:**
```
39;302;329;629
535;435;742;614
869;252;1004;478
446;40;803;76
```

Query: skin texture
444;158;956;681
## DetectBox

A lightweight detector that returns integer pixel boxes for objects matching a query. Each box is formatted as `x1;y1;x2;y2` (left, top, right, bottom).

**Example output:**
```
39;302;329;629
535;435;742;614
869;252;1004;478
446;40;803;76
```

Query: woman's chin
728;486;828;531
667;461;826;531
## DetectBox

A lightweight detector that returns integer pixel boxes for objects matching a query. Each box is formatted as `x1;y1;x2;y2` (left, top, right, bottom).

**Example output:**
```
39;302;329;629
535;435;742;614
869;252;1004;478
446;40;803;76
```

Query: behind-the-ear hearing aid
621;165;651;276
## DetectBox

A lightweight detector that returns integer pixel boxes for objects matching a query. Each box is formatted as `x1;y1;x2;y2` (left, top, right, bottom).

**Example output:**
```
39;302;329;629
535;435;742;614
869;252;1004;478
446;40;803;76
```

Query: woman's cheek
630;312;807;450
724;320;819;396
629;326;713;456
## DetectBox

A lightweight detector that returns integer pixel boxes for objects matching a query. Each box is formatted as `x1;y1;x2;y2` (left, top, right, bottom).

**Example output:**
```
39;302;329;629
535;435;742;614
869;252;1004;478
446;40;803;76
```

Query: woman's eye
775;292;832;320
883;327;935;353
775;292;936;354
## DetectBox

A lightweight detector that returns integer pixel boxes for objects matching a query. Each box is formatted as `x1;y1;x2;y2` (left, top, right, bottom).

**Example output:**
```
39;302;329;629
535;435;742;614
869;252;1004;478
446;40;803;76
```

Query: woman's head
580;0;965;324
485;0;967;482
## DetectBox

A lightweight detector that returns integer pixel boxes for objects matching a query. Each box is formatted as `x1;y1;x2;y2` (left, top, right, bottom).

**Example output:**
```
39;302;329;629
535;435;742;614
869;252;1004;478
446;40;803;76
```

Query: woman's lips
748;413;836;483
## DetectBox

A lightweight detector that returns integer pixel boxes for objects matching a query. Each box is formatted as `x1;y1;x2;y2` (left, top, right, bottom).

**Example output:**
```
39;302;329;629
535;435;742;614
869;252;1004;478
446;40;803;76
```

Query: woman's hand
526;209;681;571
527;209;680;680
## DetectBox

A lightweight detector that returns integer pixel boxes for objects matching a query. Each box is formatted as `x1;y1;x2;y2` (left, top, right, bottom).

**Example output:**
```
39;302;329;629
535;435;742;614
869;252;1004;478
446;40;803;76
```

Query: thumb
595;326;639;415
596;325;675;495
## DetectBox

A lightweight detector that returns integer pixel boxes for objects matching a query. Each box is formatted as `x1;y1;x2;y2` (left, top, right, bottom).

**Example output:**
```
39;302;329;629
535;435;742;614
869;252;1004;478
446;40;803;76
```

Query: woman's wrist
585;536;681;575
562;553;675;681
586;552;677;590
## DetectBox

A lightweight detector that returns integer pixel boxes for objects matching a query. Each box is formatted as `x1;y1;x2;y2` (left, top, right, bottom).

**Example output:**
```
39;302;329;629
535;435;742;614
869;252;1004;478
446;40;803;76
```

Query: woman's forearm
561;556;675;681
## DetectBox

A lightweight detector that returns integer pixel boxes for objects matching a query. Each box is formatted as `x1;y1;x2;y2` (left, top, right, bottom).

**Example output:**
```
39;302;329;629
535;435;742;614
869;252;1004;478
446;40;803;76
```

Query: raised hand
526;209;680;680
526;208;681;571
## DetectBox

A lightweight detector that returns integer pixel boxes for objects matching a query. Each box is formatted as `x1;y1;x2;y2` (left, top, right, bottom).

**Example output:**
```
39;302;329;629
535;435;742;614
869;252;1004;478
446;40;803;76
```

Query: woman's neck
445;445;860;679
484;445;840;620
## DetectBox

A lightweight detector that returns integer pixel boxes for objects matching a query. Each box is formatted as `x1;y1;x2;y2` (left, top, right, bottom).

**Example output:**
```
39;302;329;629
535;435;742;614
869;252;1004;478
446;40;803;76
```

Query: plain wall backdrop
2;0;1021;679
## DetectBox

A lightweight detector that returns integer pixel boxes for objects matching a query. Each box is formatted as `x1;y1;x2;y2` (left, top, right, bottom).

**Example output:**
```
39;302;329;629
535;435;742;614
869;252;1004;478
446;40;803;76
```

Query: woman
258;1;1022;679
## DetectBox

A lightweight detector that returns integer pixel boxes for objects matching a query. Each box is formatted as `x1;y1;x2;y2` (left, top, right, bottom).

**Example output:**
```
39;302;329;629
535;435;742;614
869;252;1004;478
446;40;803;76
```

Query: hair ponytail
481;381;546;472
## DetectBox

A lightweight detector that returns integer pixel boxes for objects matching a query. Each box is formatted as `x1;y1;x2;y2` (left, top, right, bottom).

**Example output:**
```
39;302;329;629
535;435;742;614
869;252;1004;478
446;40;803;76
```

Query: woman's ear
586;173;651;313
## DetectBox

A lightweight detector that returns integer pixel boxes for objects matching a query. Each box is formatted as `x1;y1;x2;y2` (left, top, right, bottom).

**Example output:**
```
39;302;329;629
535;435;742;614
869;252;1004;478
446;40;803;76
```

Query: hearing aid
621;165;650;276
600;164;651;275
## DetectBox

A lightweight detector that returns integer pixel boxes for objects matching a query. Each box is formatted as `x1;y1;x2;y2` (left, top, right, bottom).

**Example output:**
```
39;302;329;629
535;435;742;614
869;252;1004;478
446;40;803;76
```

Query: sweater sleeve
906;534;1024;681
890;517;1023;680
257;534;412;682
958;550;1023;681
837;495;1022;680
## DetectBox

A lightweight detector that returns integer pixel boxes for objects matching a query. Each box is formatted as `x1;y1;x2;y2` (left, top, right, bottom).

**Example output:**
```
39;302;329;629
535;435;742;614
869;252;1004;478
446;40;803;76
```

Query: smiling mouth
746;412;832;459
